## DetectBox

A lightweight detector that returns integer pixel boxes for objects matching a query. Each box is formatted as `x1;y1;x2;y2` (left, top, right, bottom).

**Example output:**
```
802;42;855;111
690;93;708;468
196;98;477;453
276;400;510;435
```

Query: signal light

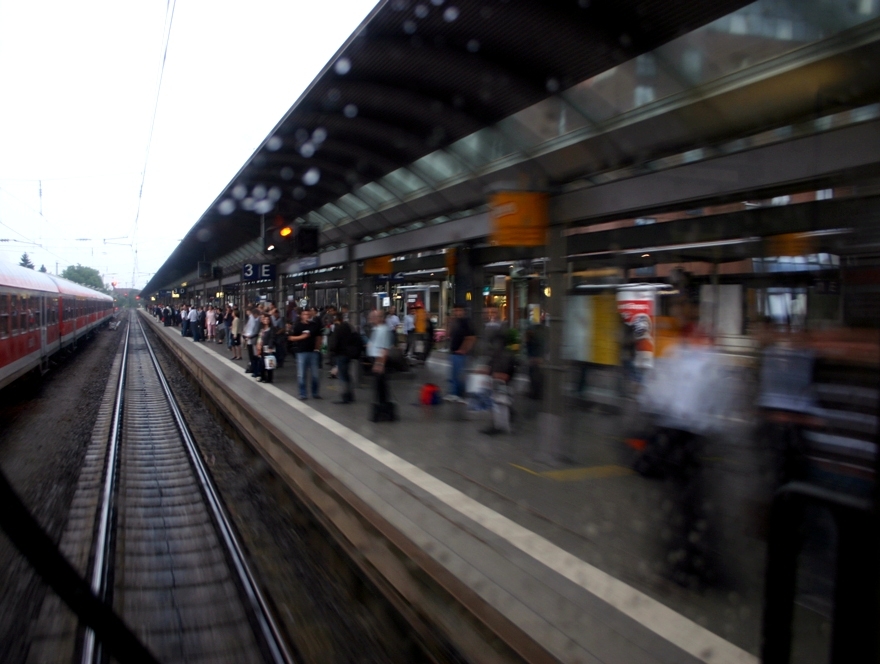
280;226;292;237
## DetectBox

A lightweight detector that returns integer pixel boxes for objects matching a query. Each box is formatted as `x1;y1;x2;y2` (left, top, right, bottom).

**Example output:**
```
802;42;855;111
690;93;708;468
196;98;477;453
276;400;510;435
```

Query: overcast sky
0;0;378;288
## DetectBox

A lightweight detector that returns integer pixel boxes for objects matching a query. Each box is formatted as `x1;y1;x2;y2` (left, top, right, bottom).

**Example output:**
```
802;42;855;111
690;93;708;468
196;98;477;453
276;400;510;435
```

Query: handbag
263;354;277;370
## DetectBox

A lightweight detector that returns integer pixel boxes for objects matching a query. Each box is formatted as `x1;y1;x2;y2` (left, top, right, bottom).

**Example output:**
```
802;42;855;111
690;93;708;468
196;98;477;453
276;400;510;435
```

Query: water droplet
430;0;444;5
295;128;309;143
327;88;341;103
268;186;282;201
414;3;428;18
403;19;417;34
391;0;408;9
302;167;320;186
343;103;358;118
232;184;248;200
218;199;235;215
266;136;283;151
293;186;306;200
312;127;327;144
334;57;351;75
467;39;480;52
443;6;459;21
254;199;274;214
252;184;267;200
196;228;212;242
299;142;315;158
280;167;294;180
546;77;560;92
241;197;255;211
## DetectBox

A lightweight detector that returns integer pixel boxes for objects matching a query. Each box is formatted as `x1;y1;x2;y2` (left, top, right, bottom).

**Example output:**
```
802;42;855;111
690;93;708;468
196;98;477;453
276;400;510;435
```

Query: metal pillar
536;221;568;465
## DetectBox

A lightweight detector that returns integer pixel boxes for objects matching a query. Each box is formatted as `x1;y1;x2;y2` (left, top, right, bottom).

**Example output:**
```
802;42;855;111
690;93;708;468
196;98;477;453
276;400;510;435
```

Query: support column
536;221;568;465
471;260;484;333
347;248;360;329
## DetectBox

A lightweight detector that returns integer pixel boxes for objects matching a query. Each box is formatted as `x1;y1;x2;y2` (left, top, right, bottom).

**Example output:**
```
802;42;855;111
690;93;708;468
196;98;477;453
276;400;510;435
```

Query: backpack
420;383;441;405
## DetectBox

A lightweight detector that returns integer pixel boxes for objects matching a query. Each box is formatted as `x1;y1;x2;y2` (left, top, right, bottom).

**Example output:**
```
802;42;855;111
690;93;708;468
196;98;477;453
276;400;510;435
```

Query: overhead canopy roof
144;0;754;294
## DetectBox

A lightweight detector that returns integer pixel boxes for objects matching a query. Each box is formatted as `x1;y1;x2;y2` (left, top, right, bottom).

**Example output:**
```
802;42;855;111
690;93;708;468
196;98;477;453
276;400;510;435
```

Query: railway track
76;312;295;664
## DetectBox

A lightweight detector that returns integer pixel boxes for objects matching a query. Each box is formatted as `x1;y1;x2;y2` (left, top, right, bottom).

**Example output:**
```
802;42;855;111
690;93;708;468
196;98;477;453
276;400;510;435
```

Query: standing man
289;309;318;400
445;303;475;403
188;305;200;342
367;309;394;420
386;307;401;347
404;308;415;357
243;307;261;375
329;313;359;404
181;304;190;337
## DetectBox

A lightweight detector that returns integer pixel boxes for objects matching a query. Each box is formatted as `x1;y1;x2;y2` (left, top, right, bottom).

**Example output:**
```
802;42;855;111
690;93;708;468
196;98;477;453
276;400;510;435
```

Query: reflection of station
141;1;880;661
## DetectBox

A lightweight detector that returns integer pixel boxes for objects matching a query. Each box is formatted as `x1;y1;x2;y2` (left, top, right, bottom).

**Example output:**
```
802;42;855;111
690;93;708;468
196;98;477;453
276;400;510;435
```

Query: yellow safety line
509;463;634;482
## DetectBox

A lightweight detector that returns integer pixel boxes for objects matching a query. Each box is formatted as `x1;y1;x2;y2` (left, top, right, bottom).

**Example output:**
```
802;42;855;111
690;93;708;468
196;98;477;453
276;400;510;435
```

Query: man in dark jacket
329;313;360;403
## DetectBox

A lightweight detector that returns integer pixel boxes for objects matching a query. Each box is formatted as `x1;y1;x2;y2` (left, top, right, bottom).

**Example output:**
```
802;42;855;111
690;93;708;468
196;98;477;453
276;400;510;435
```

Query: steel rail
136;316;295;664
81;312;131;664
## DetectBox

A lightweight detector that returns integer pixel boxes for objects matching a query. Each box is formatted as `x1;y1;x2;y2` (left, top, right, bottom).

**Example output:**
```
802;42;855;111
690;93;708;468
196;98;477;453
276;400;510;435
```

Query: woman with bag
256;314;277;383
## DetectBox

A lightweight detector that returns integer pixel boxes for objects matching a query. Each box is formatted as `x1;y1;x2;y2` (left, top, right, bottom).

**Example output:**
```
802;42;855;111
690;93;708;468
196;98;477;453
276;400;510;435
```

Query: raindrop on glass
293;186;307;200
218;199;236;215
268;186;282;201
343;103;358;118
302;167;321;186
241;197;255;211
327;88;341;103
232;184;248;200
252;184;267;200
403;20;417;34
196;228;212;242
254;199;274;214
334;57;351;75
266;136;283;151
391;0;408;9
467;39;480;52
414;4;428;18
312;127;327;144
299;142;315;158
546;77;560;92
443;6;459;21
430;0;444;5
280;167;294;180
295;128;310;143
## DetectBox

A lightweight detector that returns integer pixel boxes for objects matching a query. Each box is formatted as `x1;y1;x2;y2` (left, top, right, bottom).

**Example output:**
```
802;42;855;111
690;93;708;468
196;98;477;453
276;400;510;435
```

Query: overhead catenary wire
130;0;178;291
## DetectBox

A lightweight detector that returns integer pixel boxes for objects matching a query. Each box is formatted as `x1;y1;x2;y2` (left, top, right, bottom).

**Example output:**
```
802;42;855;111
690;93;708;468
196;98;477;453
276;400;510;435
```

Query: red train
0;262;114;390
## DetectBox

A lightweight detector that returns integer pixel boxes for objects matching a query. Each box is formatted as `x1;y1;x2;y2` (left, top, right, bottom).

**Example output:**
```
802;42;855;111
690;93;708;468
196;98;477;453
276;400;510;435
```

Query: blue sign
242;263;276;282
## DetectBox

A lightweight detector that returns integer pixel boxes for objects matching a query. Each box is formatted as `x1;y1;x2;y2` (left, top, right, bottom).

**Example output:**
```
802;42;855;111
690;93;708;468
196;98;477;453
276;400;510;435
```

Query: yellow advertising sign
591;293;620;366
489;191;549;247
445;248;456;275
764;232;816;257
364;255;393;275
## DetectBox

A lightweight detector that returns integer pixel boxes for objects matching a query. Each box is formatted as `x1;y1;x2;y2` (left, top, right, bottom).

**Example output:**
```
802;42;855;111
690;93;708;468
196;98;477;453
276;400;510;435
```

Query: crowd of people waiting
150;300;534;429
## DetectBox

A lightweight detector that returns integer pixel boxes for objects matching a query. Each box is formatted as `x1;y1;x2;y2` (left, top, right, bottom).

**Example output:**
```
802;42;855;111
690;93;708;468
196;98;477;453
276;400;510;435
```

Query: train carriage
0;262;113;390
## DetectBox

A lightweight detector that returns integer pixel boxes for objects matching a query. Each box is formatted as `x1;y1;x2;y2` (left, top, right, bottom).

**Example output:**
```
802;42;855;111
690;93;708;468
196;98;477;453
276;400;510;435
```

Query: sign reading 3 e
241;263;276;282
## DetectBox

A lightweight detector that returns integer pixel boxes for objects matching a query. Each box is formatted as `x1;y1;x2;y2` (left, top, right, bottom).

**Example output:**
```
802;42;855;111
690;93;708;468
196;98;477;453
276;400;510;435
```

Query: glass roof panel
356;182;397;207
448;127;517;169
379;167;428;197
411;150;468;184
337;192;372;215
306;211;331;228
504;95;592;148
317;202;348;224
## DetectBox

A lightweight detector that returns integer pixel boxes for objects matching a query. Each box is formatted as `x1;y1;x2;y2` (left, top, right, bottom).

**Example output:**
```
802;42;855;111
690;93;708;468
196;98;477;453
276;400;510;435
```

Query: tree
61;264;106;292
19;253;35;269
39;265;47;273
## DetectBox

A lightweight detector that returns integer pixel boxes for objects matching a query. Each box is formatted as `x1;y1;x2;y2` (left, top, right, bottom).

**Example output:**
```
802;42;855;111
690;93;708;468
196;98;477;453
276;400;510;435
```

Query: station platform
141;312;762;664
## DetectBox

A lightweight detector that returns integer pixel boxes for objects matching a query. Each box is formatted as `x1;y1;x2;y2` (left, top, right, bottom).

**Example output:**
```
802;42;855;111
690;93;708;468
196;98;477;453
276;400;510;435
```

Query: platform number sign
242;263;275;282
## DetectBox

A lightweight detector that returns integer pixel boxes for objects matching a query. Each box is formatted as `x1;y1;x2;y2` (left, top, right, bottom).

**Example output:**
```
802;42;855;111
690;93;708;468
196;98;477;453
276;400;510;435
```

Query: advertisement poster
617;292;655;368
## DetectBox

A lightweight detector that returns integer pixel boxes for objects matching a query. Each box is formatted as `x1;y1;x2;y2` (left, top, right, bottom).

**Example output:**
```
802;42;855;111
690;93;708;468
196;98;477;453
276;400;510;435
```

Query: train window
11;295;19;333
0;294;7;337
21;297;28;331
30;297;40;329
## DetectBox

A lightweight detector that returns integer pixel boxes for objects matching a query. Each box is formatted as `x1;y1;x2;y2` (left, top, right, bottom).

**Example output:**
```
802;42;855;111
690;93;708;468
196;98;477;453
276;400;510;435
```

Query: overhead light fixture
642;253;650;258
267;244;275;251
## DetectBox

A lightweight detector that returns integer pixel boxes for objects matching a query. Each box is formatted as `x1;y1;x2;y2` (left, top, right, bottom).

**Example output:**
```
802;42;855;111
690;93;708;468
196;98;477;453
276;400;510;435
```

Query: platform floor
149;318;774;663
